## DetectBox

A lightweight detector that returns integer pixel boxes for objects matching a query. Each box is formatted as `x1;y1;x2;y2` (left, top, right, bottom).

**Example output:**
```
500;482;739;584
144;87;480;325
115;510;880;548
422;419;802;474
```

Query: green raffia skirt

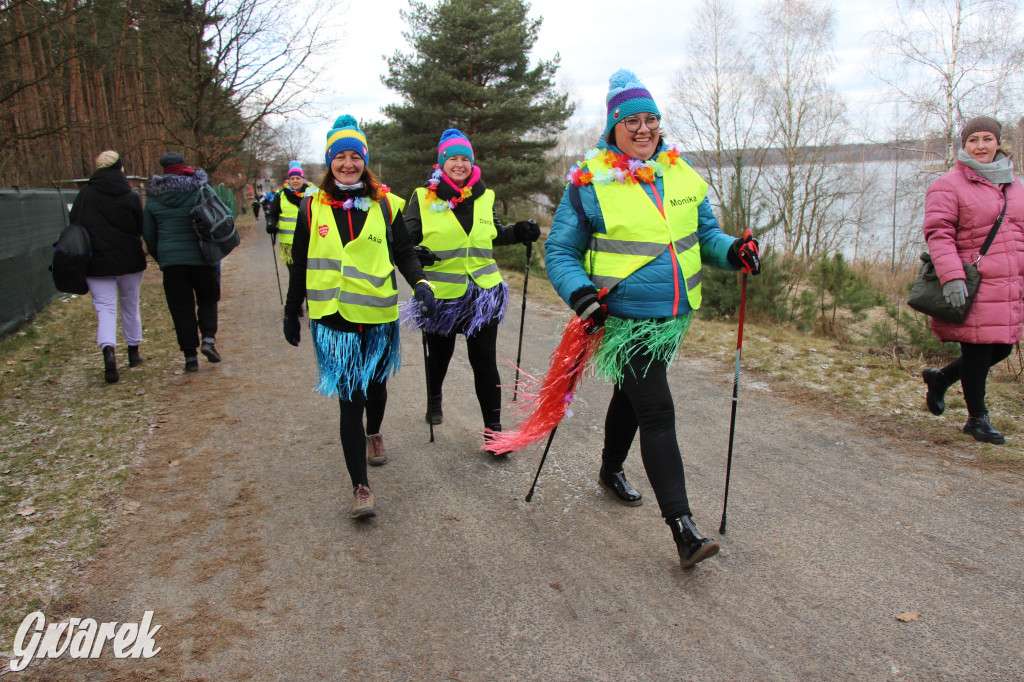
591;313;694;384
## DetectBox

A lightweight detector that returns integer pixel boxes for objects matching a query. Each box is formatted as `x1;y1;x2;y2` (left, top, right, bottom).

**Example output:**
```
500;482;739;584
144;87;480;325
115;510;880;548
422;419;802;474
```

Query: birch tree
756;0;850;259
873;0;1024;169
671;0;768;237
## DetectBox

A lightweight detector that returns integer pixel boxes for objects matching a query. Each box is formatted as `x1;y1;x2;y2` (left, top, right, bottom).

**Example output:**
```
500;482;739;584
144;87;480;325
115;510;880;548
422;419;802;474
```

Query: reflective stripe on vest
416;187;502;299
277;192;301;244
305;193;401;323
585;160;707;310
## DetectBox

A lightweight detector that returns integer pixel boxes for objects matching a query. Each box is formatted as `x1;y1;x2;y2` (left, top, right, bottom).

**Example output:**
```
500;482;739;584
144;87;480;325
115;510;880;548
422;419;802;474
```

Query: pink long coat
922;161;1024;344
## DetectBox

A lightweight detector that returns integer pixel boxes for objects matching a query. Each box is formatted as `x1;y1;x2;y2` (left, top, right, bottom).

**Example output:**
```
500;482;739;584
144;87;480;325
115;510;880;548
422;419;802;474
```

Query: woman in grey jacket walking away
142;152;223;372
70;150;147;383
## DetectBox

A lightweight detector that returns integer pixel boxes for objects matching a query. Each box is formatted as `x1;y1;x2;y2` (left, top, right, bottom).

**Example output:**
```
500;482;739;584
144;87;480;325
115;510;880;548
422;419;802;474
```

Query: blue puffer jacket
545;139;738;320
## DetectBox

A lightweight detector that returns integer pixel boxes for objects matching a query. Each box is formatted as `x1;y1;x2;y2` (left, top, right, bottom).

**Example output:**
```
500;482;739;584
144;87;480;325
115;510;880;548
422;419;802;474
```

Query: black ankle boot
127;345;143;368
922;368;949;416
598;466;642;506
425;394;443;425
964;413;1005;444
666;515;719;569
102;345;119;384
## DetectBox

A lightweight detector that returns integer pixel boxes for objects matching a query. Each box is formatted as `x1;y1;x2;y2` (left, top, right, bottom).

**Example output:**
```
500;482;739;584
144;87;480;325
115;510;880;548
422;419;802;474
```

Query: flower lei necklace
424;165;473;212
567;146;682;187
318;184;390;211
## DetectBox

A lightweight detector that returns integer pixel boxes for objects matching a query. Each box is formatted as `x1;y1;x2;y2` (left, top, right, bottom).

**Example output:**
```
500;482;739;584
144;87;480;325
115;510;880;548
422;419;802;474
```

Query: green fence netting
0;187;80;337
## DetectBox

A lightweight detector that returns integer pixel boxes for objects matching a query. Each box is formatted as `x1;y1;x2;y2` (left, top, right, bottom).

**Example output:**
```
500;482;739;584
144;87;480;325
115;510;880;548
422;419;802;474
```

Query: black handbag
908;185;1009;323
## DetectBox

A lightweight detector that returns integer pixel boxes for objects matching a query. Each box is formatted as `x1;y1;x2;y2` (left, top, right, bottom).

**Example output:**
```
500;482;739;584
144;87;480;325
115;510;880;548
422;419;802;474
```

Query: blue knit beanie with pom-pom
604;69;660;137
286;160;304;178
325;115;369;166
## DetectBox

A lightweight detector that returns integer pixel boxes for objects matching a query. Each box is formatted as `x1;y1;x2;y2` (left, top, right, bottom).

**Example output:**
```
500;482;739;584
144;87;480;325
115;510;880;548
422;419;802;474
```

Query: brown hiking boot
366;433;387;466
351;484;376;519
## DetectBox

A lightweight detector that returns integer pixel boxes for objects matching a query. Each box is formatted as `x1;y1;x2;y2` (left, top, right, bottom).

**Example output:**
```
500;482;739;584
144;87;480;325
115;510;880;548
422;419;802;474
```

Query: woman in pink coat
921;116;1024;444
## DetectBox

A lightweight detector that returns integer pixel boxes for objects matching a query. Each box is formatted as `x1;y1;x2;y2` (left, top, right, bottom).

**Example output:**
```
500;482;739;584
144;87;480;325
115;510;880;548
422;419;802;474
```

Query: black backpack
50;222;92;294
190;184;240;263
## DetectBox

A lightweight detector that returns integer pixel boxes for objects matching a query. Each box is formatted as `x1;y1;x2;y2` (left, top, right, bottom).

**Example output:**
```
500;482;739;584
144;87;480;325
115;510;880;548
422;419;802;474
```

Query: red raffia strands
483;316;604;456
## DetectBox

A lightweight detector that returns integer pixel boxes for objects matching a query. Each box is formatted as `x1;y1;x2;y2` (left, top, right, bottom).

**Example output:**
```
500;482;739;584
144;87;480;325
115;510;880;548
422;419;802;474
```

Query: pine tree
377;0;573;213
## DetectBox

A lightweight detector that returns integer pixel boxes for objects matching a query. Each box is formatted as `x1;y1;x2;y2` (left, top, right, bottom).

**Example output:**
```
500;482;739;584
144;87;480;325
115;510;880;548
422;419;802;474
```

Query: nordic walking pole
525;425;558;502
268;228;283;305
512;240;533;402
422;331;434;443
720;270;748;534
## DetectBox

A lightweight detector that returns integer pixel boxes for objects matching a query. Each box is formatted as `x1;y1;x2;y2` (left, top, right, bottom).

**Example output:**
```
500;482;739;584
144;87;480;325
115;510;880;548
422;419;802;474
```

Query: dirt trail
25;220;1024;680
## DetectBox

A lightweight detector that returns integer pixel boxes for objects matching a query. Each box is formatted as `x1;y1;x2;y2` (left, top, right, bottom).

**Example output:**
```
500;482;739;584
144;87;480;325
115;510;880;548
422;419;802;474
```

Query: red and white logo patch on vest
318;224;329;238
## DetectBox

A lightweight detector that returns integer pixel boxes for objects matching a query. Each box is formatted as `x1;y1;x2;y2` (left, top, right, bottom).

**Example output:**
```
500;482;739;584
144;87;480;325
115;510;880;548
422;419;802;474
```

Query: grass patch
684;317;1024;469
0;265;181;635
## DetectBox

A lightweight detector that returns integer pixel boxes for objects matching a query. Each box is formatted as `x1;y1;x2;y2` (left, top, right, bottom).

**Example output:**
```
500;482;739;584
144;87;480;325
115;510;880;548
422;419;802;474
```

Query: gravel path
27;221;1024;680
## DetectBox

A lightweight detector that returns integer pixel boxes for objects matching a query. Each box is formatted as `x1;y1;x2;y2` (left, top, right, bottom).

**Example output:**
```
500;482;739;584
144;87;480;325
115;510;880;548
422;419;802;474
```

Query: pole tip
719;521;727;534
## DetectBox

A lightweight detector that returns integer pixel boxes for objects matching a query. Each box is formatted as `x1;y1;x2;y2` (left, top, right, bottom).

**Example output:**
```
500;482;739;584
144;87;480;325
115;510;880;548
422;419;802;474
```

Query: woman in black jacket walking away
69;150;147;383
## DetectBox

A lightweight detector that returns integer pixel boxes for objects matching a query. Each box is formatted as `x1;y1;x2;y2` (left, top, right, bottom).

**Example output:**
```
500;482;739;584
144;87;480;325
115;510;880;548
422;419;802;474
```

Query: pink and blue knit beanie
286;160;304;178
437;129;474;167
604;69;660;137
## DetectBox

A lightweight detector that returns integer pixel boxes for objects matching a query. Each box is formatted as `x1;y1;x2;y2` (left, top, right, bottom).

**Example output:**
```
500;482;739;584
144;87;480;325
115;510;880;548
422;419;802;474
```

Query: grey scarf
958;149;1016;185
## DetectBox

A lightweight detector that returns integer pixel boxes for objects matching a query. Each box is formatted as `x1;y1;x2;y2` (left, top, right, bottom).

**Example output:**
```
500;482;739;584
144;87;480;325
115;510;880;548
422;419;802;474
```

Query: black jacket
69;167;146;277
285;183;425;332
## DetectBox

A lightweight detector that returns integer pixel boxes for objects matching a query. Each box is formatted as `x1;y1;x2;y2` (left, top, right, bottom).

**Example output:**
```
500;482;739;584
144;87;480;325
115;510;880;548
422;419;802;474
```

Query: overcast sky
287;0;983;158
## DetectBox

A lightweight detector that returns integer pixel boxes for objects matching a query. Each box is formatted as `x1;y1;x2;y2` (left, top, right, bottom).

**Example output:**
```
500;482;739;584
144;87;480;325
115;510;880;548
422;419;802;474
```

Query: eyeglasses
622;115;661;133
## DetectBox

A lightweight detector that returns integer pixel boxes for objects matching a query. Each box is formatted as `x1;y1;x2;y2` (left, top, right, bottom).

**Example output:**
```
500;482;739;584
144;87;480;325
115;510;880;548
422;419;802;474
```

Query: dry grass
0;265;182;635
685;316;1024;469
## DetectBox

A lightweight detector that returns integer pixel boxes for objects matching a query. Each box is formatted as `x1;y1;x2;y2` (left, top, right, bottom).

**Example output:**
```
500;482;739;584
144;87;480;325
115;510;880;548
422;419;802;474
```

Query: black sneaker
185;356;199;372
200;341;221;363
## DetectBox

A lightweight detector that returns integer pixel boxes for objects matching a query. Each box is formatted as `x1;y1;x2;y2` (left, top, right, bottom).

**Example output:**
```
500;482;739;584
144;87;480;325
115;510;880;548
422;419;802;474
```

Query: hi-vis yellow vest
305;192;406;324
415;187;502;299
585;159;707;310
277;190;301;245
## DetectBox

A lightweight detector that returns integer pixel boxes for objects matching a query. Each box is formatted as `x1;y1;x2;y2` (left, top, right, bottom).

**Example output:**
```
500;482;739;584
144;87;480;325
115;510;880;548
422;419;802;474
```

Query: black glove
414;281;437;319
283;316;300;346
413;245;439;266
569;286;607;328
266;218;277;236
513;220;541;244
727;229;761;275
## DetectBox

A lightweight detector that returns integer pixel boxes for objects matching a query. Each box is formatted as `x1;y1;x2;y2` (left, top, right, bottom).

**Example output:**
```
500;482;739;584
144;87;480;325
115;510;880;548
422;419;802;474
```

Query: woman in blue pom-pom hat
281;114;437;521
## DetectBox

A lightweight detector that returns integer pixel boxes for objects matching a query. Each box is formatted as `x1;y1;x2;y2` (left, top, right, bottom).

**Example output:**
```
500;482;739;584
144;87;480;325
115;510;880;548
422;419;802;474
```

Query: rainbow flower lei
566;146;682;187
318;184;390;211
424;165;473;212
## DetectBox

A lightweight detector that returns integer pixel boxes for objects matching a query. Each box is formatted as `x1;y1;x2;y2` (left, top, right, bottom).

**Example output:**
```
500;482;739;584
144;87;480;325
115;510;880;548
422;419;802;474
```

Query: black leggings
425;325;501;427
937;342;1013;417
338;381;387;489
602;351;690;519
